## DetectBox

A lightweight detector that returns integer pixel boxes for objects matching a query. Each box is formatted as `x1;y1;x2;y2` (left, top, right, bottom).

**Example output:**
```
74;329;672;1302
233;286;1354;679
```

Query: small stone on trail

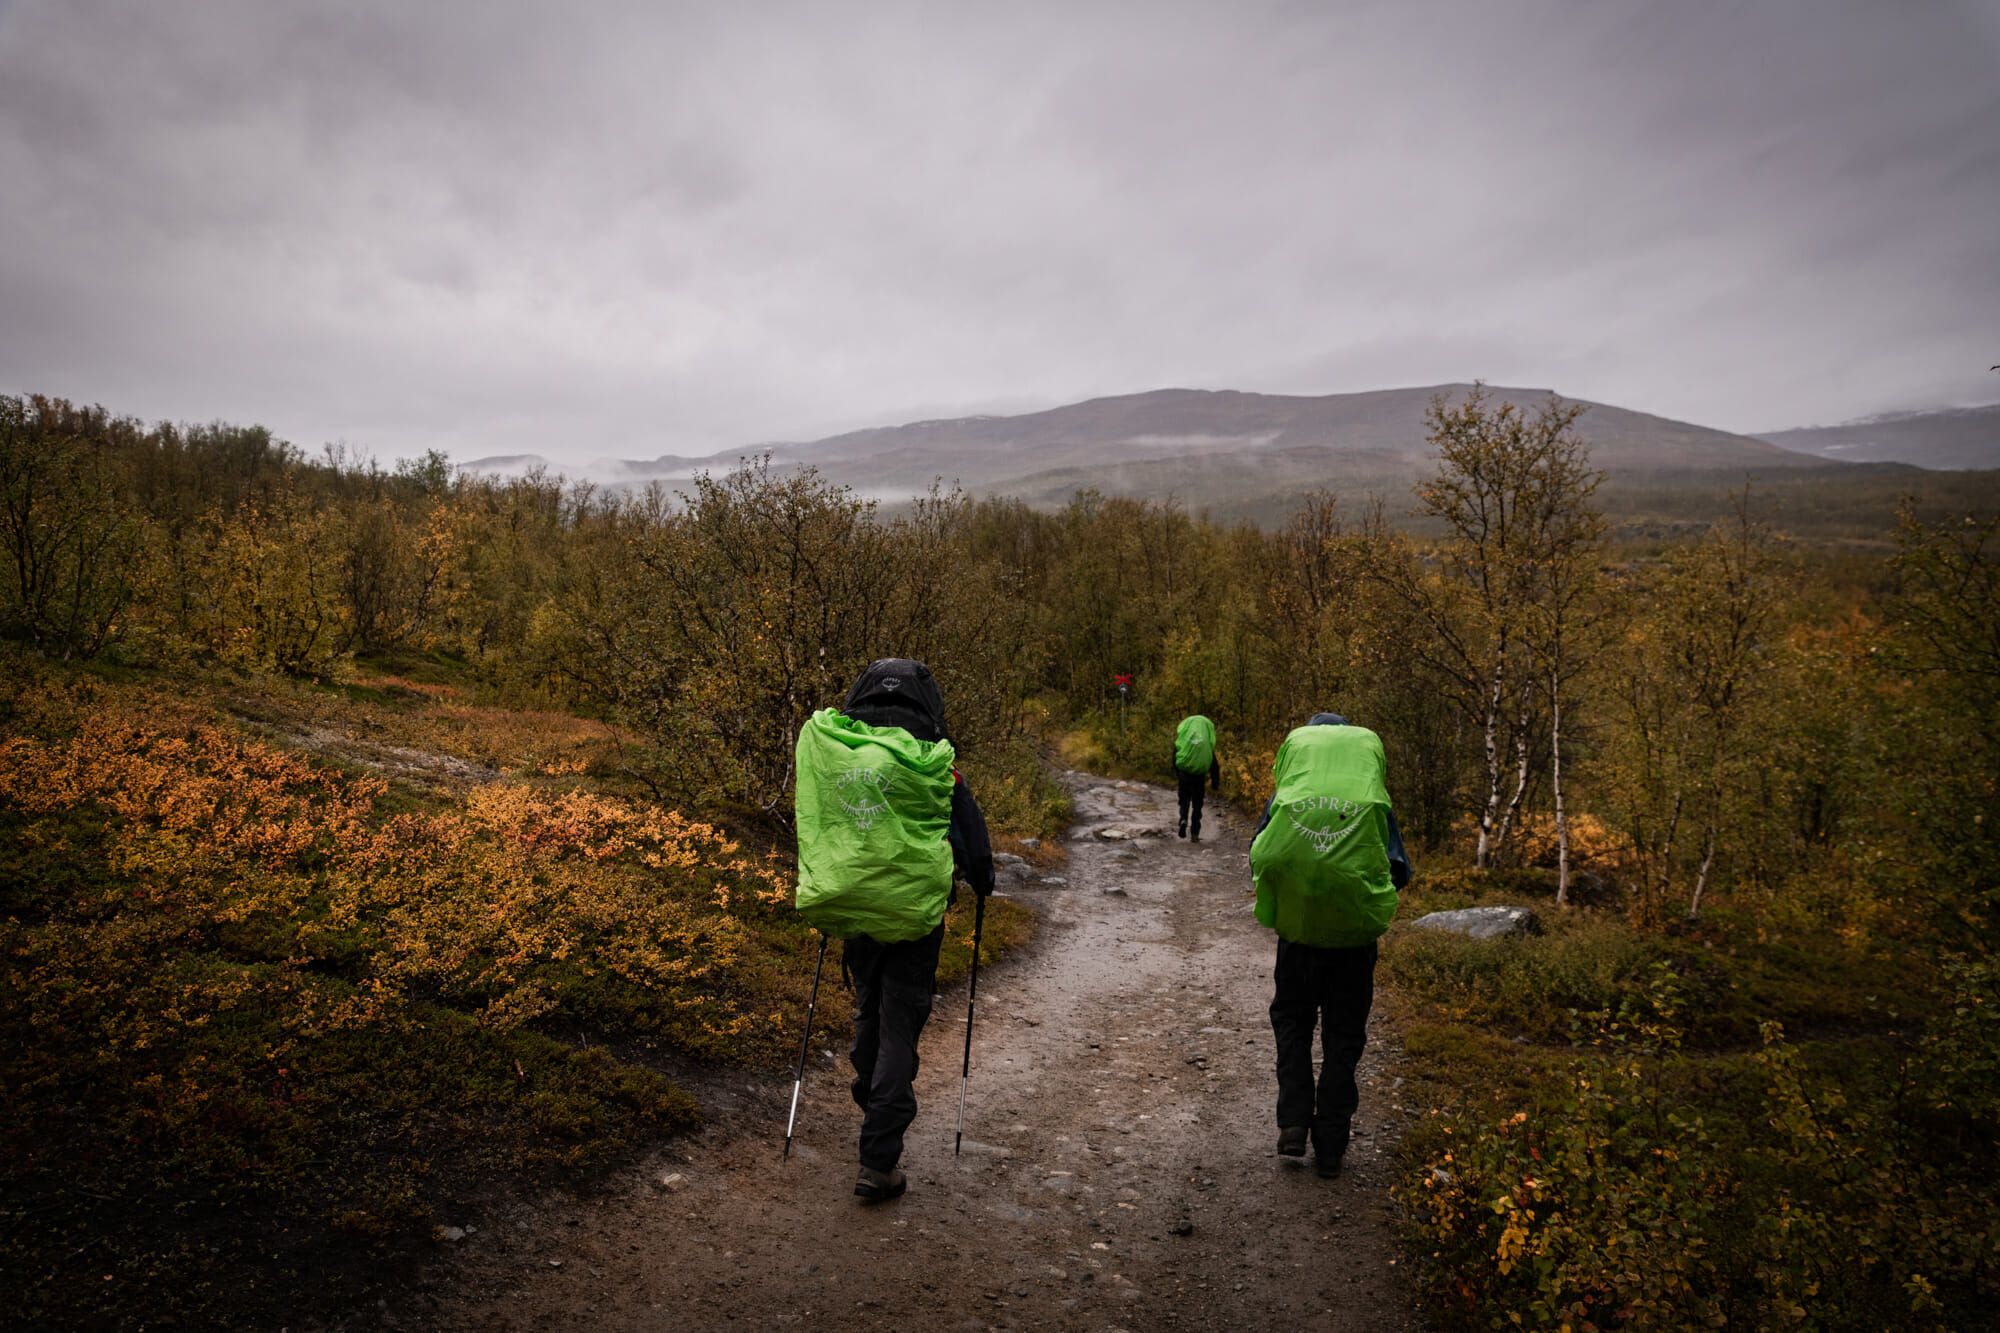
1101;886;1128;897
660;1172;686;1191
1169;1218;1194;1236
1020;838;1040;850
440;1226;465;1242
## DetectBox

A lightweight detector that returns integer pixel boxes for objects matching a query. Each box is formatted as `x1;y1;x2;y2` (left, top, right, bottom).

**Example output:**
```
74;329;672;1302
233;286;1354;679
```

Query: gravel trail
429;772;1426;1332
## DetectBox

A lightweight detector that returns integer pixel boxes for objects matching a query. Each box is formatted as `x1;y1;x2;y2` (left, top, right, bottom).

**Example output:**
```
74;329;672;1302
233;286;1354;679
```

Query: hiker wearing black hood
794;658;994;1204
1249;713;1411;1178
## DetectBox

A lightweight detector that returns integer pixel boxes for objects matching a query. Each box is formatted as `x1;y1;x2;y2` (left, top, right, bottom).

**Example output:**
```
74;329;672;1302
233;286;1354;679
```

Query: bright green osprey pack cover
1174;714;1217;773
794;708;956;942
1250;724;1398;948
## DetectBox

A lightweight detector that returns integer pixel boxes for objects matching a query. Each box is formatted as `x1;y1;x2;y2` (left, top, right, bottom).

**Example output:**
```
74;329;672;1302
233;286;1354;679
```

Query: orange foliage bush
0;680;789;1051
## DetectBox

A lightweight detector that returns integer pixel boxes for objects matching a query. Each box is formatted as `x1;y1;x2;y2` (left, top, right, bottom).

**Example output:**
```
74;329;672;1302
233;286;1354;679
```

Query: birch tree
1603;493;1782;922
1384;384;1600;869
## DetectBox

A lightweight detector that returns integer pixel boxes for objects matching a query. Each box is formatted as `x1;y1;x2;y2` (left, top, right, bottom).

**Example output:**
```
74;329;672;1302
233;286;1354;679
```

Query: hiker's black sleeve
1386;809;1412;890
948;776;996;897
1208;753;1221;789
1253;795;1276;840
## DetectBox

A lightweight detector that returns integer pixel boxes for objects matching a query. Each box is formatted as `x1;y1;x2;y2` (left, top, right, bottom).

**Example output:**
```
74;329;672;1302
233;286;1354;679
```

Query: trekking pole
953;892;988;1157
783;932;830;1163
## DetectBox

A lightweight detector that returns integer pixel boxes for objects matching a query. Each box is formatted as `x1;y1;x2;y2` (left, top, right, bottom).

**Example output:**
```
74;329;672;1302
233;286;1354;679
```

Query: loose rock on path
427;771;1426;1331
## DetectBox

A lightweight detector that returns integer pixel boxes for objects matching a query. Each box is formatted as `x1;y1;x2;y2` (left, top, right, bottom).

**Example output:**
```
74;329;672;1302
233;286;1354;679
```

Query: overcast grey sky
2;0;1996;465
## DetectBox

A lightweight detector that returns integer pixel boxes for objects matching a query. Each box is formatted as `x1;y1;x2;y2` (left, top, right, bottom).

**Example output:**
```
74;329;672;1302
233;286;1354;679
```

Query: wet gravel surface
425;772;1427;1332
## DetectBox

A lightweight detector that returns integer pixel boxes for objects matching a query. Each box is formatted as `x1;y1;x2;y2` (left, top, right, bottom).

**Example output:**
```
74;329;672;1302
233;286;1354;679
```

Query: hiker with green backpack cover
1172;713;1221;841
1248;713;1411;1178
794;659;994;1204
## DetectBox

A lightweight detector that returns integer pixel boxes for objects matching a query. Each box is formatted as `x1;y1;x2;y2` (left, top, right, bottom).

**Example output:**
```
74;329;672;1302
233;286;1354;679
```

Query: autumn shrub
0;665;813;1324
530;465;1043;817
141;487;358;677
959;742;1073;843
1403;983;1735;1331
0;394;146;660
1383;918;1652;1044
0;675;791;1042
1400;964;2000;1330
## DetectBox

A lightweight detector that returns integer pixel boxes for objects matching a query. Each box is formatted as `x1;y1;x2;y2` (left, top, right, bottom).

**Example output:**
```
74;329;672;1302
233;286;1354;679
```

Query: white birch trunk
1552;661;1569;907
1688;778;1724;919
1688;828;1718;921
1655;792;1684;922
1476;654;1506;869
1494;682;1534;859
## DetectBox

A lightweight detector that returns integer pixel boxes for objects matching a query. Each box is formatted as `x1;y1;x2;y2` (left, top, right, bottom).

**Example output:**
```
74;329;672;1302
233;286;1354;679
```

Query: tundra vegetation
3;387;1996;1327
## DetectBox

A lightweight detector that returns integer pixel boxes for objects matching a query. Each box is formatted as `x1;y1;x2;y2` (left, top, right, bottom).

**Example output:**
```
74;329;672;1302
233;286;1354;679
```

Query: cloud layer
2;0;1995;463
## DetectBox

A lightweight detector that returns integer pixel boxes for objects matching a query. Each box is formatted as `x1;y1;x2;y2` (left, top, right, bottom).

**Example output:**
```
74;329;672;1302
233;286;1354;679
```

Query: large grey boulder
1410;905;1540;940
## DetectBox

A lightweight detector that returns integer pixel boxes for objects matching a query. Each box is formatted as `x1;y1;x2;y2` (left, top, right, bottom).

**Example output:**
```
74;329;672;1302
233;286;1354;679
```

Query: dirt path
426;773;1426;1332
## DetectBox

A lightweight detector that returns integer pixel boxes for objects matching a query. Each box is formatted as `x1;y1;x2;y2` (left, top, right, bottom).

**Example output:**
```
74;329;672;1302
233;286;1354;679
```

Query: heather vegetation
3;385;1997;1326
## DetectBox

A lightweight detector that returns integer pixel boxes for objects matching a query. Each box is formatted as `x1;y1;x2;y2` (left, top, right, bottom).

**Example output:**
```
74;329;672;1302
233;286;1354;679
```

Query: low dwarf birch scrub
1398;963;2000;1330
0;666;801;1324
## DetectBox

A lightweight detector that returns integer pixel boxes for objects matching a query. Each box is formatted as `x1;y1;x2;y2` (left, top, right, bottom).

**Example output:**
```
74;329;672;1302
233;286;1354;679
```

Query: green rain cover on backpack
1174;714;1217;773
1249;724;1399;948
794;708;956;942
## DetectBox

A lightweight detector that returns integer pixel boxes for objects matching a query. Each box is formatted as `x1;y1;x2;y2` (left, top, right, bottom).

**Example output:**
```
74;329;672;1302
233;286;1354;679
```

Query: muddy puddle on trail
427;772;1426;1332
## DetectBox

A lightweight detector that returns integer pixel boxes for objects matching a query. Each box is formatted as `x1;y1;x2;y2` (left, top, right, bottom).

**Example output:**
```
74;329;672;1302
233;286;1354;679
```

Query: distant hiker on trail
793;659;995;1204
1248;713;1411;1179
1172;713;1221;842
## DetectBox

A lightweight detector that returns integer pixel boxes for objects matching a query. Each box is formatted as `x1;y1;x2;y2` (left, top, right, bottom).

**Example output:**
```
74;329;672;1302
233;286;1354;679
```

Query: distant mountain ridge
605;383;1815;500
1752;403;2000;471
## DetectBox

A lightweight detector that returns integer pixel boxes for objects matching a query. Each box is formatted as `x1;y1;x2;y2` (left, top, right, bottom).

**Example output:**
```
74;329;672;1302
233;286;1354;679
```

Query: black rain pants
844;923;946;1172
1269;937;1378;1159
1176;769;1208;838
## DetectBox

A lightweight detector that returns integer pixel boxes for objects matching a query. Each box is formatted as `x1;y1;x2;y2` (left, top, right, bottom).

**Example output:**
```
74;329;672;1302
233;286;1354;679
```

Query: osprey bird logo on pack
1284;795;1366;855
834;767;893;829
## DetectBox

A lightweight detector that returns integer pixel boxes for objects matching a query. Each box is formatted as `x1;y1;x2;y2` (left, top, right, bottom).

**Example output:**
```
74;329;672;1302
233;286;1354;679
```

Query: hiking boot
1315;1150;1344;1179
1277;1126;1309;1157
1177;821;1187;838
854;1165;906;1204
